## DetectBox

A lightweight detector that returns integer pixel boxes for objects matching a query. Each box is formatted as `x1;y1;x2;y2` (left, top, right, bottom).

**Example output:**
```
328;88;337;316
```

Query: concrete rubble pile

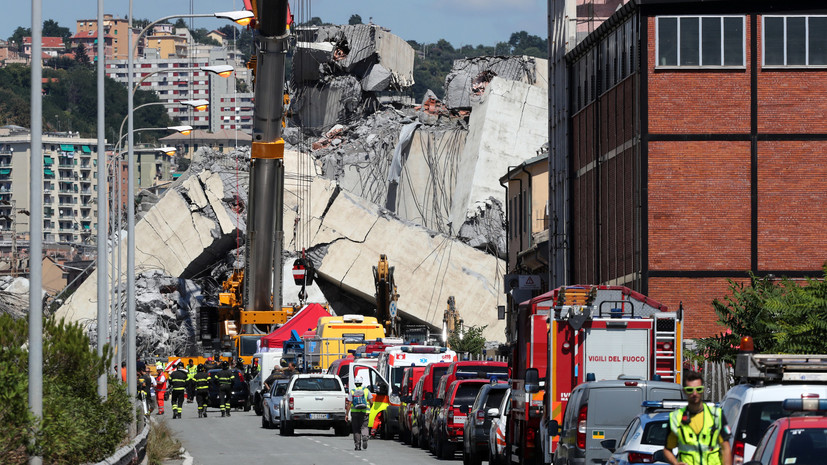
0;276;32;319
290;24;415;132
306;54;548;258
56;28;550;351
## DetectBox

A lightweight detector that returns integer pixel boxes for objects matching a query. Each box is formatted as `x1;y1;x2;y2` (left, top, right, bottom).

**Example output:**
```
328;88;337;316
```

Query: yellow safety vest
668;405;723;465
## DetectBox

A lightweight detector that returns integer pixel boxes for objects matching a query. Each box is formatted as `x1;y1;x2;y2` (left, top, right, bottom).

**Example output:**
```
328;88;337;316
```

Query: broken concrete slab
282;175;507;342
444;56;549;110
449;76;548;242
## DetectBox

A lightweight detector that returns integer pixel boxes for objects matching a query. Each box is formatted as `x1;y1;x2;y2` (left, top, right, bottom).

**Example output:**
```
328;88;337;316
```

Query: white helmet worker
354;376;365;387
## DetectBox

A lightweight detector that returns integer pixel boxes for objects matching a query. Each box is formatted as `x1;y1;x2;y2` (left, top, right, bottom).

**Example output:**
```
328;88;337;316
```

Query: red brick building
564;0;827;338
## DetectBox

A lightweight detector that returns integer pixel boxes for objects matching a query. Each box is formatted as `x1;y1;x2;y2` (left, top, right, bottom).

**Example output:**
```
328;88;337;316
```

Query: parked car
602;410;673;465
279;373;349;436
415;362;452;449
261;378;290;429
207;368;251;411
746;397;827;465
462;381;509;465
433;378;489;460
488;388;511;465
720;383;827;464
410;375;428;449
553;378;685;465
399;365;427;444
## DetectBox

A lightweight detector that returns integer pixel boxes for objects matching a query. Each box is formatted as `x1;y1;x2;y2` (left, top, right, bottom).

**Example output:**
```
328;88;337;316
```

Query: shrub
0;314;132;464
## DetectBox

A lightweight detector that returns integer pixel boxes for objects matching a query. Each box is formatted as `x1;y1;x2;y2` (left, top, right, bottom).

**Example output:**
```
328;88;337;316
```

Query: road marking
303;437;377;465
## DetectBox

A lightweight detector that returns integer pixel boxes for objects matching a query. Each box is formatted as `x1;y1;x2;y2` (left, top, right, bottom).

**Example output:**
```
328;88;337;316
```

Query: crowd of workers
121;356;251;419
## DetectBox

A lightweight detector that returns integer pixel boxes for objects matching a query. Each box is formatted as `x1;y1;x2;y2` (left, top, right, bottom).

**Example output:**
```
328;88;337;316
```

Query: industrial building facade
561;0;827;338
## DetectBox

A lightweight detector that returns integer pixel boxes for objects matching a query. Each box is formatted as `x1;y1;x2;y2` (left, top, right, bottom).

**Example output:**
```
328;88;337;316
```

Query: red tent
259;303;330;349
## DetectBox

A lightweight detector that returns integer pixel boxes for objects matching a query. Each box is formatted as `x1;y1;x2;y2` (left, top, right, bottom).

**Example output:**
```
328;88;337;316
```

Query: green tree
447;324;487;355
42;19;71;45
191;28;220;46
75;42;91;66
695;266;827;364
0;315;132;464
8;26;31;51
349;14;363;25
173;18;188;29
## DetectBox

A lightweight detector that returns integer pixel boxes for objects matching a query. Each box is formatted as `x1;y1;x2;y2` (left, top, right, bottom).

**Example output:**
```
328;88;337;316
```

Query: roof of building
70;31;114;40
159;128;252;143
209;30;228;37
23;37;65;48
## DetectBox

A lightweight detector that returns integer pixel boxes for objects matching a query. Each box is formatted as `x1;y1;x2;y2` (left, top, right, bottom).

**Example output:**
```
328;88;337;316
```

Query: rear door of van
584;386;644;464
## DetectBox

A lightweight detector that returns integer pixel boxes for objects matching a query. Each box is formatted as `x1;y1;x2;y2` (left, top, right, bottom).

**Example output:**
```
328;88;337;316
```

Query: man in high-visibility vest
193;364;211;418
663;371;732;465
155;366;168;415
169;362;189;419
347;377;372;451
216;361;235;417
186;359;197;403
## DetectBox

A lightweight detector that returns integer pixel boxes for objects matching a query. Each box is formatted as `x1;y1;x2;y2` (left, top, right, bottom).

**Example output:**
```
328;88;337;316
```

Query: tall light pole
125;4;253;413
29;0;44;461
96;0;108;400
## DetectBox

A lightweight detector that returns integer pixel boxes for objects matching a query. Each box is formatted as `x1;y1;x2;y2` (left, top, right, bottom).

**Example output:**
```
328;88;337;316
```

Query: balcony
0;150;11;156
58;199;77;205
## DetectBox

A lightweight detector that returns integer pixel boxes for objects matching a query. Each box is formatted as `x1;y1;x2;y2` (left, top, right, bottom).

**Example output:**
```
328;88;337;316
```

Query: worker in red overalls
155;363;168;415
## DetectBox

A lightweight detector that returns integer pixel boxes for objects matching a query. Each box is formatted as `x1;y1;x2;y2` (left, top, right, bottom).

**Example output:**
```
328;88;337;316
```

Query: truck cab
305;315;385;371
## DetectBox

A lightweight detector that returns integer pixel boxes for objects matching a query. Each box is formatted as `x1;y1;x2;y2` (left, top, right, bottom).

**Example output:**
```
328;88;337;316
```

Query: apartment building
0;127;100;245
106;48;253;134
75;14;136;60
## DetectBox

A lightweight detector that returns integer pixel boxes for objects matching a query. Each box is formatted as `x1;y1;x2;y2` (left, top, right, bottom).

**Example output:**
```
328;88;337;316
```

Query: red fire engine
506;285;683;465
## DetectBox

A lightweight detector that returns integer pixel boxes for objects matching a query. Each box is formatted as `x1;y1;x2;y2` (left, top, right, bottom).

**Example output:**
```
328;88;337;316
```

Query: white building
106;48;254;136
0;126;100;245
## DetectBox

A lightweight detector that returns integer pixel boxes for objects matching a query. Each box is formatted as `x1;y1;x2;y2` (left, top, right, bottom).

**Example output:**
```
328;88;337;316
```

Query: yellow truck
305;314;386;371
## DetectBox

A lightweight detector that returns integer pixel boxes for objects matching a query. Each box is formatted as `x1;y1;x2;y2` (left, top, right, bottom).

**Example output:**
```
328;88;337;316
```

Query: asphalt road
159;403;467;465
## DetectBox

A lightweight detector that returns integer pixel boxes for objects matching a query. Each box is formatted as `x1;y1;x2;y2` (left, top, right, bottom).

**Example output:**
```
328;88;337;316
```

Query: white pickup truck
279;373;349;436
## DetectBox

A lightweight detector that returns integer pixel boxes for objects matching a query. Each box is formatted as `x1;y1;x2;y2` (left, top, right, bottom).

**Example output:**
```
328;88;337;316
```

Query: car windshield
273;382;288;396
293;377;340;391
485;389;507;409
780;427;827;465
454;384;484;406
641;420;670;445
431;367;448;392
741;402;787;445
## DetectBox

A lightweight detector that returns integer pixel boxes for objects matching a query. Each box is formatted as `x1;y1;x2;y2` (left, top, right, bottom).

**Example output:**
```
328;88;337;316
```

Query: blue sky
3;0;547;49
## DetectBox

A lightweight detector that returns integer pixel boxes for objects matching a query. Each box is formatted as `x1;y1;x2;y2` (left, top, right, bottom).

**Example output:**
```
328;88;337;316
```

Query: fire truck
506;285;683;465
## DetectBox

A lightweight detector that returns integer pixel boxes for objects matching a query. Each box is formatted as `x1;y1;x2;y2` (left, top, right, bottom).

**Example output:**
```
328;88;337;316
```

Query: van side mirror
600;439;617;453
525;368;540;394
546;419;560;437
459;405;469;414
486;407;500;417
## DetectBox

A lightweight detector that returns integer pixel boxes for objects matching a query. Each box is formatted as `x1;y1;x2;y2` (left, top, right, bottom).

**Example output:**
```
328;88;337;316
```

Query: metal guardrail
88;422;150;465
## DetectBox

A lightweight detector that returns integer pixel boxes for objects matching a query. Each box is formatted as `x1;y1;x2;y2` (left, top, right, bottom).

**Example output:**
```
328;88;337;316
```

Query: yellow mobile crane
200;0;297;364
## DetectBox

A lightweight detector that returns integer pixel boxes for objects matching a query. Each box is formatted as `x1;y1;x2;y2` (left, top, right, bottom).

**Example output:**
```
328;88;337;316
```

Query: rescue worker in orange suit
216;361;235;417
169;361;189;419
155;366;168;415
193;364;211;418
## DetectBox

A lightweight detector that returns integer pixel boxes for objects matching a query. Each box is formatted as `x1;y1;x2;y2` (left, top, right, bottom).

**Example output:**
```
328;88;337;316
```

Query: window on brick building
656;16;745;67
763;16;827;66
